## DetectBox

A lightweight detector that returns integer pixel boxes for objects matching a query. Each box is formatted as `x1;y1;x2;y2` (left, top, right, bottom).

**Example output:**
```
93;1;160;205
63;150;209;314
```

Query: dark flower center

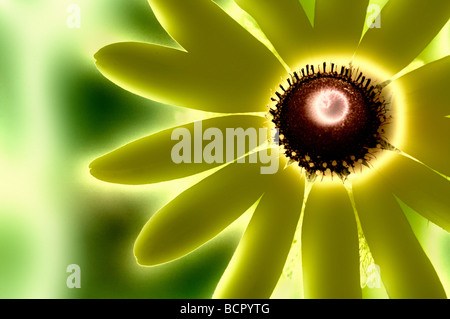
269;63;391;181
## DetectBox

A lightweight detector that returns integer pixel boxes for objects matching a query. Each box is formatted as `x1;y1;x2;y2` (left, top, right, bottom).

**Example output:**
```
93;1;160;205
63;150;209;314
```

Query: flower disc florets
270;63;391;181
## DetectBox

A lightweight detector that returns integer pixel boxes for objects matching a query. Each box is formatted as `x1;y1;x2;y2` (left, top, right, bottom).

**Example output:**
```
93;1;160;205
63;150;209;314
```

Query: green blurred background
0;0;448;298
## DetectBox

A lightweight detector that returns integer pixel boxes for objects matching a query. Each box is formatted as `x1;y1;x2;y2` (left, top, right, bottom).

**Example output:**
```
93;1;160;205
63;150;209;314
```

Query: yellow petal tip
133;242;167;267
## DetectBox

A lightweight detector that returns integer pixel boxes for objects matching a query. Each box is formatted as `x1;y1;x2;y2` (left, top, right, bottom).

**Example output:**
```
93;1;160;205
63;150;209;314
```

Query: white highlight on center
310;89;349;125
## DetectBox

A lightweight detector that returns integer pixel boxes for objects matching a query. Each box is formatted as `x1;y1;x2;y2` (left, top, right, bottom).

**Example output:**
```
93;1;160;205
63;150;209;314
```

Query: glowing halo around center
309;89;349;125
268;56;406;183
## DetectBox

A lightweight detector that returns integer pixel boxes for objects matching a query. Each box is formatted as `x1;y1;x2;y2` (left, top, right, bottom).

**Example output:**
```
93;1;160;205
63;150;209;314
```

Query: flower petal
393;56;450;177
301;182;361;299
213;164;304;298
95;41;285;113
394;55;450;108
352;162;447;298
134;152;282;266
90;115;267;184
314;0;370;59
355;0;450;75
234;0;314;69
148;0;271;55
373;152;450;233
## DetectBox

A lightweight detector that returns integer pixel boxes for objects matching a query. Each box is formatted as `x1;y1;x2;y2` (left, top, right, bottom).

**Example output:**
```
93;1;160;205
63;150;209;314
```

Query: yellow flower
90;0;449;298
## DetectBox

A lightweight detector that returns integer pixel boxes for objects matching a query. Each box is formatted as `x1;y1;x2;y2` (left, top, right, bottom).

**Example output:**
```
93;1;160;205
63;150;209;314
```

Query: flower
89;0;450;298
